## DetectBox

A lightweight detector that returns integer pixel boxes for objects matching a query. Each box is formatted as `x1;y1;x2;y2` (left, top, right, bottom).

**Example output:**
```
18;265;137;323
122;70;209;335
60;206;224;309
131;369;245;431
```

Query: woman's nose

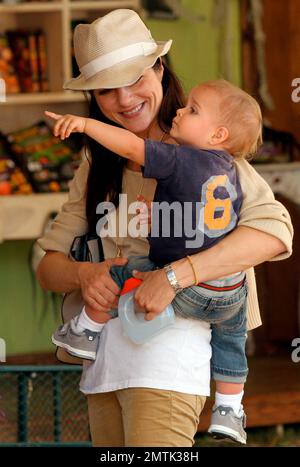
116;87;134;106
176;108;183;117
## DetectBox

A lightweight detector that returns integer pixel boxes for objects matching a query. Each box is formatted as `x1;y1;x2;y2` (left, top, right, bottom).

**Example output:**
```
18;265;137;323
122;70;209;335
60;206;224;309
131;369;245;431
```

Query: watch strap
164;264;182;294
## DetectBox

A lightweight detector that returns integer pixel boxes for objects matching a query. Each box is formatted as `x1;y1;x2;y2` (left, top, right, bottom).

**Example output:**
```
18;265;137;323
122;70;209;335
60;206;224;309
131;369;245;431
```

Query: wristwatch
164;264;183;294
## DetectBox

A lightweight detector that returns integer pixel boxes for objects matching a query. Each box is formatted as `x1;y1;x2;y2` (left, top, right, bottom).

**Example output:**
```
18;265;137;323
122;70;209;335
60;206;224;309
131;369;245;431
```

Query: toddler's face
170;86;220;148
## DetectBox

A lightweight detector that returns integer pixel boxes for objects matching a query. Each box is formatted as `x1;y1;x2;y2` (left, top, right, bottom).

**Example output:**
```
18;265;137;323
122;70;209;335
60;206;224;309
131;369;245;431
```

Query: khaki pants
87;388;206;447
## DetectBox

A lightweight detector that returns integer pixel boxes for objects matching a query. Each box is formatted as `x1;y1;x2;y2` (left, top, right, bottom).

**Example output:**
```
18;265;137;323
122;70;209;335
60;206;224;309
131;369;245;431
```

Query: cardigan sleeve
37;158;89;254
235;159;293;261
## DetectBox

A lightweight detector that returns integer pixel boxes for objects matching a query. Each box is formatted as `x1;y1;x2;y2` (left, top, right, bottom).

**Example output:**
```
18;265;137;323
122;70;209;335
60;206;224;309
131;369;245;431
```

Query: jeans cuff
212;371;248;384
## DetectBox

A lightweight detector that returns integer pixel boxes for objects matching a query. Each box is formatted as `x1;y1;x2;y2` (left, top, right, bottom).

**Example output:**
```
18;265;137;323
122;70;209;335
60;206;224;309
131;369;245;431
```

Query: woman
37;10;292;447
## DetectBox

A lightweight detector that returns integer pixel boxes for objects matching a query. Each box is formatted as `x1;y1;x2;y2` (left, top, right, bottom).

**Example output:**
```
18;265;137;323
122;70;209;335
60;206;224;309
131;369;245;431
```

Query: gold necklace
115;130;168;258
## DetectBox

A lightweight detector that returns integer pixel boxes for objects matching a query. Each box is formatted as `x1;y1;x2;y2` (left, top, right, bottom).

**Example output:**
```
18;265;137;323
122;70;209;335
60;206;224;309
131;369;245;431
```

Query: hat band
80;41;158;80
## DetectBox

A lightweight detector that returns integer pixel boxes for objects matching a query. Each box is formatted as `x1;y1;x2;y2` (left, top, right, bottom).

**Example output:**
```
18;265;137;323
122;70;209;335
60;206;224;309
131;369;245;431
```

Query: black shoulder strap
69;233;104;263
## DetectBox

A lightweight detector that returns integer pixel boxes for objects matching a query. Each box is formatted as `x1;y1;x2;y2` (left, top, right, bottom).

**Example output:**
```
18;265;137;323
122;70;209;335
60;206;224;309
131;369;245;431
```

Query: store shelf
0;192;68;241
3;91;86;105
0;0;141;132
0;0;140;13
70;1;140;11
0;2;63;13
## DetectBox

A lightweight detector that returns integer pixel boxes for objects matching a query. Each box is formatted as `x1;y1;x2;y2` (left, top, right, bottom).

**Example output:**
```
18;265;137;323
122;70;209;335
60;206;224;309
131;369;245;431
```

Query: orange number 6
203;175;234;231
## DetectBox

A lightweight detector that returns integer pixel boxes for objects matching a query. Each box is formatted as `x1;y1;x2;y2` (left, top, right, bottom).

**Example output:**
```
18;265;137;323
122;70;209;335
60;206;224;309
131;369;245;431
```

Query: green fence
0;365;91;446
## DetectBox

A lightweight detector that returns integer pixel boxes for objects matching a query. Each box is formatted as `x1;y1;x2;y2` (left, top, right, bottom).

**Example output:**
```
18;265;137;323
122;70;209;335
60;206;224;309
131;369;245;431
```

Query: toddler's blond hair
200;79;262;159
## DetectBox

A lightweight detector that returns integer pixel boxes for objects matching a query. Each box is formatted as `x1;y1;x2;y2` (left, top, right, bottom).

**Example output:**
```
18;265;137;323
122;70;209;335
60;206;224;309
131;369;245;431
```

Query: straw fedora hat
64;9;172;91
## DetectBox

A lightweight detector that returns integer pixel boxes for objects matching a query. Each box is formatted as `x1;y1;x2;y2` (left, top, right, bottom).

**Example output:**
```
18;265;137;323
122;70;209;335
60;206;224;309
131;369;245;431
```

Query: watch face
165;266;181;292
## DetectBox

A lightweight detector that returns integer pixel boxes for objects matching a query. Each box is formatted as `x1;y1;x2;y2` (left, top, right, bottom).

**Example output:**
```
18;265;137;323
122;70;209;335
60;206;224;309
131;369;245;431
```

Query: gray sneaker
208;405;247;444
52;317;100;361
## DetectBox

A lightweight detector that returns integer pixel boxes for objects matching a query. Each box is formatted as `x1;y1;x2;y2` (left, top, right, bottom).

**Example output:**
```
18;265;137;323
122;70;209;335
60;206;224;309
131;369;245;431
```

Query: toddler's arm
44;110;145;165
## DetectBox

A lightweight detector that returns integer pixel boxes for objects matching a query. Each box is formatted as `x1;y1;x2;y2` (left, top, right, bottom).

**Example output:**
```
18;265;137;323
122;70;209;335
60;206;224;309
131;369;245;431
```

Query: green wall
0;0;242;356
146;0;241;92
0;241;61;356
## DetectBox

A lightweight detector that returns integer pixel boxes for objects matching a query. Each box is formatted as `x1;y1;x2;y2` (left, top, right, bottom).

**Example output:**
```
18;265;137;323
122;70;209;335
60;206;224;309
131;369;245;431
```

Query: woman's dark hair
84;59;186;232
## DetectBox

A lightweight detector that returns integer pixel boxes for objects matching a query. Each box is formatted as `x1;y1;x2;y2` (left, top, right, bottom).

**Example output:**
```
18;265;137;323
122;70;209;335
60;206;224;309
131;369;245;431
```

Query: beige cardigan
38;158;293;330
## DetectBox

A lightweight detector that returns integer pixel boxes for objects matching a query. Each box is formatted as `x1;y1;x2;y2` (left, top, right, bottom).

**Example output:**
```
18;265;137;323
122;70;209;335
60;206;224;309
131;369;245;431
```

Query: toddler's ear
211;126;229;145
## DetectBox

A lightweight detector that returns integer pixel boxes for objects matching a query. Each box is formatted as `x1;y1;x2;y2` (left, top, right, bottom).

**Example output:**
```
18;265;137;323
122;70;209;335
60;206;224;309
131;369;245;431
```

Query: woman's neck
138;119;165;141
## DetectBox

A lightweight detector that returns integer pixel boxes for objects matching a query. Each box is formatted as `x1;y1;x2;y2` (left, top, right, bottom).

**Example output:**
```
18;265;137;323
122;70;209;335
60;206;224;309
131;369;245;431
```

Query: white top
80;168;212;396
80;316;211;396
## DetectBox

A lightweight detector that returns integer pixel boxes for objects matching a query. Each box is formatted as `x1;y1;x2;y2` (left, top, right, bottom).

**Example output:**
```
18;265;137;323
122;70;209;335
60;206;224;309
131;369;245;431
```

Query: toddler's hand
44;110;87;140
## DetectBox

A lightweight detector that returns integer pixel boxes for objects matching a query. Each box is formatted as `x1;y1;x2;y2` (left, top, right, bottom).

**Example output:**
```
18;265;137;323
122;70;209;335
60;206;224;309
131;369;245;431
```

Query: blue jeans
111;255;248;384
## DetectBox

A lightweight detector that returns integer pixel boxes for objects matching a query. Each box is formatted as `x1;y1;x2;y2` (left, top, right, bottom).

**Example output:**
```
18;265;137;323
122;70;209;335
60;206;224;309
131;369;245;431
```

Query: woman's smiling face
93;65;164;137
